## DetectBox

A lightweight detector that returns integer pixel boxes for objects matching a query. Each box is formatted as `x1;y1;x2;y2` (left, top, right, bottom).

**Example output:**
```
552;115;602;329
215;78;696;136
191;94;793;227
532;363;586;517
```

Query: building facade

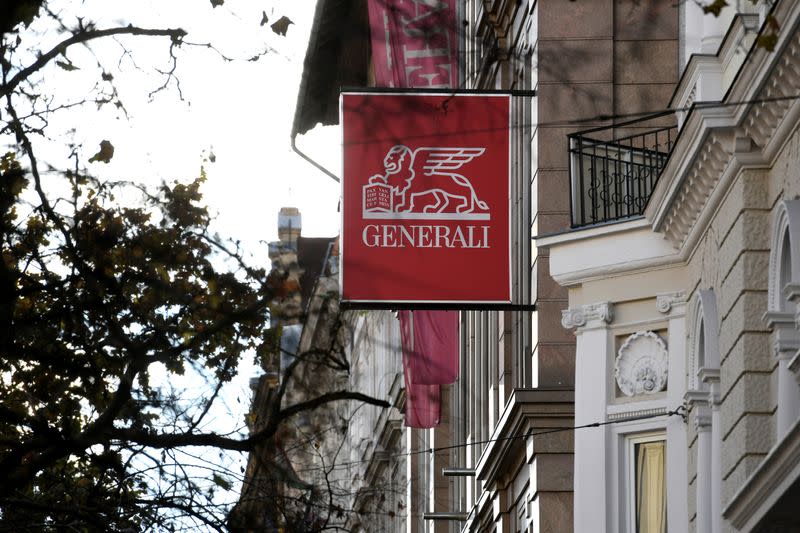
285;0;688;532
454;1;680;531
541;1;800;532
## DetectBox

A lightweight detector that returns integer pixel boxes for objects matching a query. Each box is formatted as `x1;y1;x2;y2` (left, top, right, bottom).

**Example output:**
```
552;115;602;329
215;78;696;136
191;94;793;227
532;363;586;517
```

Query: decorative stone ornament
615;331;669;397
560;308;585;329
656;290;687;314
561;301;613;329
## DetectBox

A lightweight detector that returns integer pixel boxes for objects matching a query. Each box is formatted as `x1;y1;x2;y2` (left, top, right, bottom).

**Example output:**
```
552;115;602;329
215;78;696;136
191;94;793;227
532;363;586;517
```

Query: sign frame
339;89;514;308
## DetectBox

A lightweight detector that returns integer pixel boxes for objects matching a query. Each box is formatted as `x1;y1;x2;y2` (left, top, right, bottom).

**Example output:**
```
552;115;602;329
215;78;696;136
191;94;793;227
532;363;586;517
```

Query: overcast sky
20;0;341;266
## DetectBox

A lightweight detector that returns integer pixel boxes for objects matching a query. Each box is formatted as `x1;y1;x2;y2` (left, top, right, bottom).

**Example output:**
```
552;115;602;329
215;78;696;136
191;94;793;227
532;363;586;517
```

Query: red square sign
341;92;511;304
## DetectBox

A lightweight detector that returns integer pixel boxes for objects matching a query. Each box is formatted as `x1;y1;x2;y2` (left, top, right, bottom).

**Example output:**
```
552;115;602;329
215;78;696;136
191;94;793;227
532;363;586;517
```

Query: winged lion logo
362;145;489;220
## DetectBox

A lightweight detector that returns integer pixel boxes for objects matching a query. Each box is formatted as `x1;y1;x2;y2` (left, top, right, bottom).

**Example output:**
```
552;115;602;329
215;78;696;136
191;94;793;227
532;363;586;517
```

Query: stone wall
684;123;800;519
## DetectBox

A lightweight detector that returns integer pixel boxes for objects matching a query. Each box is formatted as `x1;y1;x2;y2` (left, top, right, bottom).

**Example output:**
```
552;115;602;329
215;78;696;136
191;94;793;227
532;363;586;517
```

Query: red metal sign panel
341;92;511;304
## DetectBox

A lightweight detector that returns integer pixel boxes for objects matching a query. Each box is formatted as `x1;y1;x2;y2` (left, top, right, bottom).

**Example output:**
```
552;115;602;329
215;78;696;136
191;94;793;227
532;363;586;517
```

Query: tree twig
1;25;186;98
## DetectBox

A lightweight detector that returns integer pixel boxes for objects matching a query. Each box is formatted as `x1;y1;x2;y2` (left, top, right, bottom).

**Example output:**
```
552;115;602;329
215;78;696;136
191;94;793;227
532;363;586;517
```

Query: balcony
568;112;678;228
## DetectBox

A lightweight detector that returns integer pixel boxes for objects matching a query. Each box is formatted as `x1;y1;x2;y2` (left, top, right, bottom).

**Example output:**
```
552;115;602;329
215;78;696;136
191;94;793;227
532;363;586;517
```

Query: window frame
768;199;800;312
624;431;667;533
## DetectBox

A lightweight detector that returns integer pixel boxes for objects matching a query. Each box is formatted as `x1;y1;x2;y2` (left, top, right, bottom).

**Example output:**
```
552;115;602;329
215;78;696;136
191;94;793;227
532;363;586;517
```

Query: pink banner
366;0;458;88
399;311;440;428
404;310;458;385
366;0;460;429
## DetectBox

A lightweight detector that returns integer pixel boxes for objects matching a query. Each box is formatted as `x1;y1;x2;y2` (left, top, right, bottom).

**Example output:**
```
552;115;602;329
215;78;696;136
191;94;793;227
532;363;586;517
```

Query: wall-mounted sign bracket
339;301;536;312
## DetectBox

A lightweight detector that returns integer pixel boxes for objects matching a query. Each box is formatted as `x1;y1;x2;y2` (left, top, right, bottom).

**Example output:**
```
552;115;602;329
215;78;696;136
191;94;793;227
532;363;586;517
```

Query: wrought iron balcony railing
568;112;678;228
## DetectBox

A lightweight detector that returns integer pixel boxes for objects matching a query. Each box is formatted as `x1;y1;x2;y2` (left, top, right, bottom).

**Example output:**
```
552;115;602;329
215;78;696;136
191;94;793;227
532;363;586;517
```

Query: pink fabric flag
399;311;440;428
366;0;458;89
405;310;459;385
367;0;460;428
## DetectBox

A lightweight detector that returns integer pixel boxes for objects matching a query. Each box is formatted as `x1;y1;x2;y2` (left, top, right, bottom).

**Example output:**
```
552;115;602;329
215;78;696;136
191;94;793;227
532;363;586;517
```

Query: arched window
764;198;800;439
688;289;721;533
690;289;720;388
779;229;792;311
768;199;800;313
697;317;706;369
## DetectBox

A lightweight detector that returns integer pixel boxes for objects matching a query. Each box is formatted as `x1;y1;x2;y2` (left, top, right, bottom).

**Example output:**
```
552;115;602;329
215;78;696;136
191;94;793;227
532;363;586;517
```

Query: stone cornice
686;385;720;420
388;371;404;410
698;367;721;385
363;449;390;487
539;220;683;287
376;410;404;451
537;217;650;248
472;0;524;84
550;253;682;288
671;14;759;111
660;131;731;247
647;106;738;238
763;310;796;329
474;388;574;484
763;310;800;358
649;1;800;254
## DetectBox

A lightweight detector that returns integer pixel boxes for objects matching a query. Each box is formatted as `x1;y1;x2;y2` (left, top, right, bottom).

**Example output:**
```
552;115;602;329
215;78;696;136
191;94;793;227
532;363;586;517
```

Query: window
765;199;800;437
689;289;721;533
767;199;800;313
627;433;667;533
697;316;705;368
691;289;720;383
779;228;792;311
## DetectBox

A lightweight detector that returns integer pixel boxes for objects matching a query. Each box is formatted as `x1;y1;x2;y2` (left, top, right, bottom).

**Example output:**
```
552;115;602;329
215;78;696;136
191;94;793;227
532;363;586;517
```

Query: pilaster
694;399;713;533
658;290;690;533
562;301;613;533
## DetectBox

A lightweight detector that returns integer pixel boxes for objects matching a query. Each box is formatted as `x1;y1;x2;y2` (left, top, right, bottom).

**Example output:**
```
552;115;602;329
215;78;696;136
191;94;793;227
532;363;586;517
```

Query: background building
453;1;679;530
232;206;411;531
231;208;344;531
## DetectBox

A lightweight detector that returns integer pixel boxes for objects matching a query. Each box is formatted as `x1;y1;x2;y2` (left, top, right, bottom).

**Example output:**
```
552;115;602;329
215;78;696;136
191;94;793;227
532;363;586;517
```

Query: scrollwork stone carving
561;302;613;329
656;290;687;314
561;309;585;329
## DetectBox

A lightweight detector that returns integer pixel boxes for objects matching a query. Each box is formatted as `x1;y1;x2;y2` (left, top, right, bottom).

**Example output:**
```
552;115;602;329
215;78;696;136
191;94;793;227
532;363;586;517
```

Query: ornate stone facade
542;2;800;532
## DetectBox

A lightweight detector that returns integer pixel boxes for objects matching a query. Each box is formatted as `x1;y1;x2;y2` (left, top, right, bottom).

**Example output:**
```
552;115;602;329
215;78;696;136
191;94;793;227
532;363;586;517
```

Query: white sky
24;0;341;263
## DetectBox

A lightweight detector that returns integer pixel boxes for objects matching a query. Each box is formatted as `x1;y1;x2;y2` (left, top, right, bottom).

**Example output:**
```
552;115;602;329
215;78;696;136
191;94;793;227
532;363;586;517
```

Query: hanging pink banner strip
366;0;460;428
399;310;441;428
406;310;459;385
366;0;458;88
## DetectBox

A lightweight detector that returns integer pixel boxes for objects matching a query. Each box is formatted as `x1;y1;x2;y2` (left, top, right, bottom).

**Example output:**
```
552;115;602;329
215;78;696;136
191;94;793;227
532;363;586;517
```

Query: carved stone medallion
615;331;669;397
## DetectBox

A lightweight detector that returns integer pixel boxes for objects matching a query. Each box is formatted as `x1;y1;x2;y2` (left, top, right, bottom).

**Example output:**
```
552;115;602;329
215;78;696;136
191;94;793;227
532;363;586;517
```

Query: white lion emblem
365;145;489;217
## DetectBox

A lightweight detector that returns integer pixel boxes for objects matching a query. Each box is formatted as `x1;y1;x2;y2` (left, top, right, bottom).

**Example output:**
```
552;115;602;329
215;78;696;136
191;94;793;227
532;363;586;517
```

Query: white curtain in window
636;441;666;533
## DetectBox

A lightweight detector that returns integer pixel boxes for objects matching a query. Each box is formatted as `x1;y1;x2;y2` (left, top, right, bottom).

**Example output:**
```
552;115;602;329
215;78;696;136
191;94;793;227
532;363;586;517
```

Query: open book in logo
362;145;490;220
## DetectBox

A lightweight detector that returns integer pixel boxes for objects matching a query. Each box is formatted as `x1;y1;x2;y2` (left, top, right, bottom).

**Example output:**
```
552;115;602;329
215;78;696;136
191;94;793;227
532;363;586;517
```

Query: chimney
277;207;301;245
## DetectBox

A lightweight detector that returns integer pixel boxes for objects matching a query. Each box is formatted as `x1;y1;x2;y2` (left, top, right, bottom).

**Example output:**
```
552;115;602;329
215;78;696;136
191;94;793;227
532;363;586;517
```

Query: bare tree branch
1;25;187;98
104;390;390;452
